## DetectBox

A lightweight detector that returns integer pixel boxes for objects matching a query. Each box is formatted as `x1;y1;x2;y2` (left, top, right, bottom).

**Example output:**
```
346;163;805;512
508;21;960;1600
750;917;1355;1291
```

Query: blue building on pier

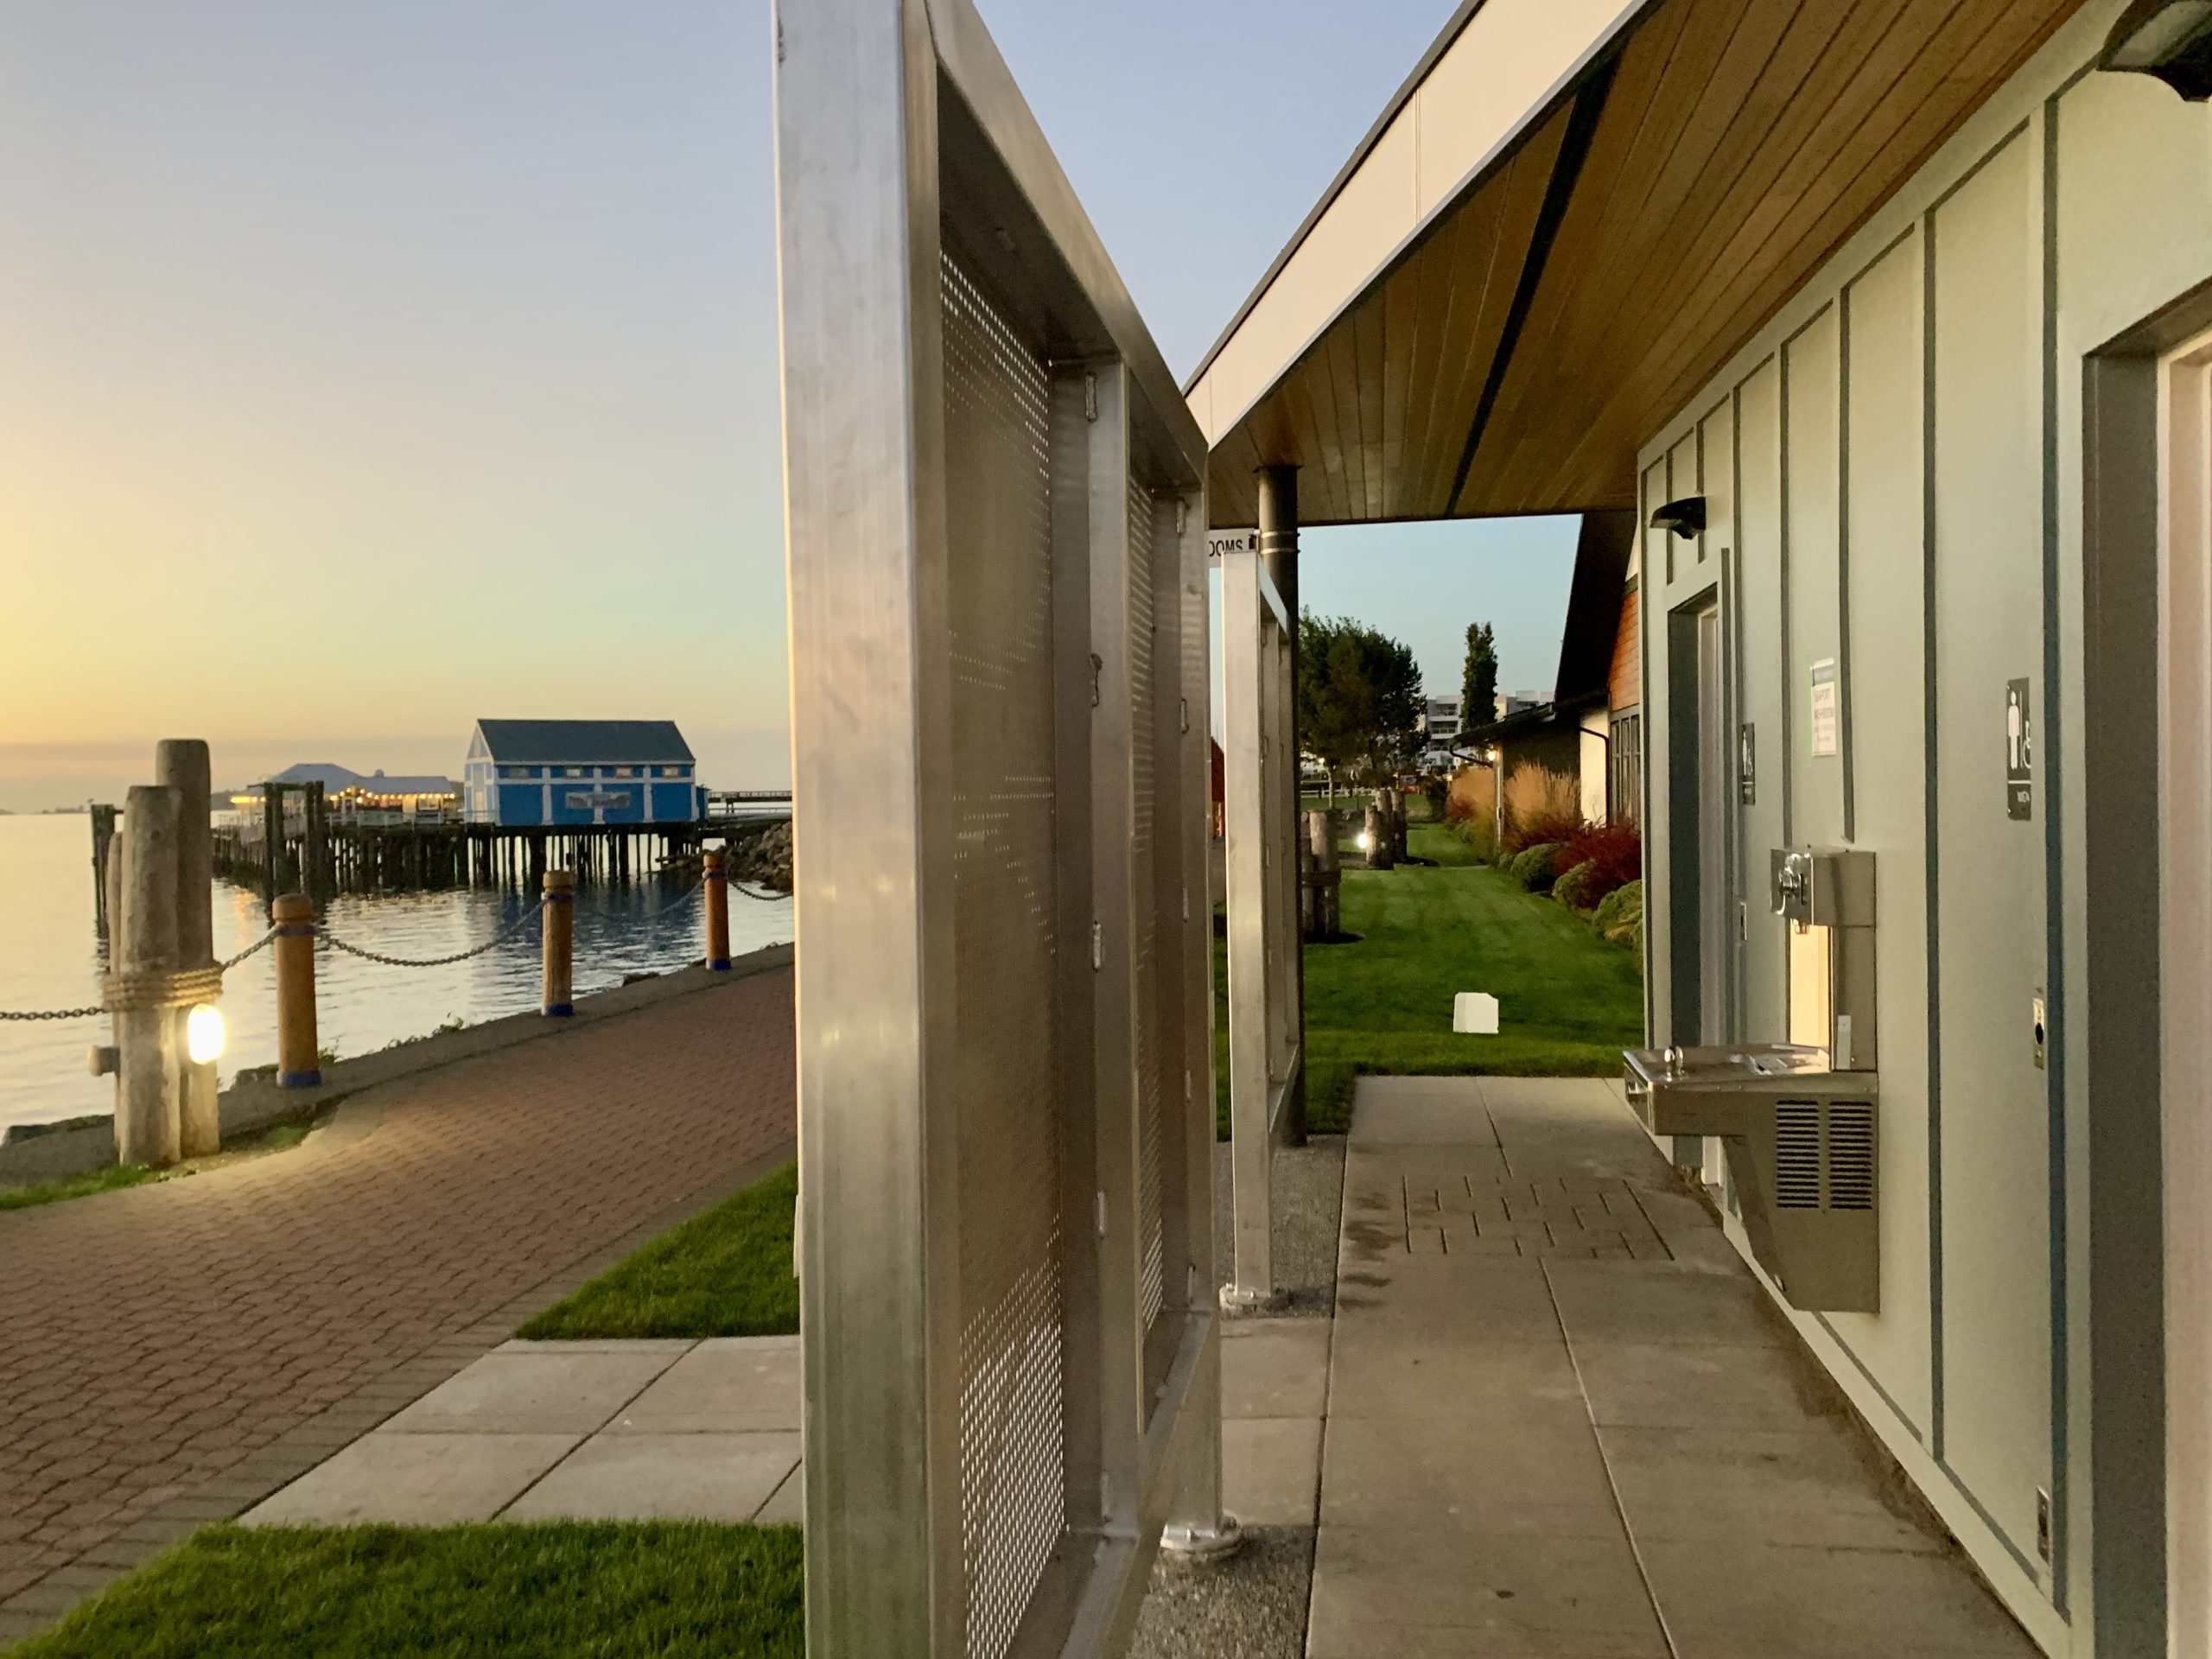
462;720;703;827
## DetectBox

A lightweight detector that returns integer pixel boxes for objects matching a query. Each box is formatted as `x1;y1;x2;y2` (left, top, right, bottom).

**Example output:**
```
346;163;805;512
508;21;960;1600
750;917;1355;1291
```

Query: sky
0;1;1578;811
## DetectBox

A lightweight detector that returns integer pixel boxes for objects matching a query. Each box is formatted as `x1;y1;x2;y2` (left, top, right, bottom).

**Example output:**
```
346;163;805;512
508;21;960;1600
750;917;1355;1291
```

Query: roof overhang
1189;0;2090;529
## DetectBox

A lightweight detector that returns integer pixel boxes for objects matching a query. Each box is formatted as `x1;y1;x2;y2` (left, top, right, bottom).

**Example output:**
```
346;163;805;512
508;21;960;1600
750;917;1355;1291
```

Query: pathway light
186;1002;226;1065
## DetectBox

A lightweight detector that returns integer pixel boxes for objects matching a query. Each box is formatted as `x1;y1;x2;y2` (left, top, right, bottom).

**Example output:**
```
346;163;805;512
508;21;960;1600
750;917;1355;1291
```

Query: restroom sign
1808;659;1840;758
2005;677;2032;821
1206;527;1256;563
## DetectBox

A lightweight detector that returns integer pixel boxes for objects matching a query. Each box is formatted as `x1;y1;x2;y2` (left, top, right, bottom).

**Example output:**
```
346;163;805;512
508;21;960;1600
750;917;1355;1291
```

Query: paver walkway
1318;1074;2037;1658
0;967;794;1643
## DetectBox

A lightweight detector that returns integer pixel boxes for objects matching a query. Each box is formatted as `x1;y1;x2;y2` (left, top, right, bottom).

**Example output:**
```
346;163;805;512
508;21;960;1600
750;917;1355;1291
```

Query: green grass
0;1162;164;1211
1217;822;1643;1135
517;1163;798;1340
0;1121;318;1214
3;1522;802;1659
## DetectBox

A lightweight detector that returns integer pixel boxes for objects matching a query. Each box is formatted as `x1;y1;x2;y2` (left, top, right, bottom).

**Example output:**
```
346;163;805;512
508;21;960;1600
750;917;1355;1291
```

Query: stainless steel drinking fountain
1624;849;1880;1312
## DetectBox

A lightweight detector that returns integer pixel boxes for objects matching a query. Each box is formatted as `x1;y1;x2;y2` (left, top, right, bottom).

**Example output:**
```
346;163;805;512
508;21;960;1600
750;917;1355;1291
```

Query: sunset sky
0;0;1578;812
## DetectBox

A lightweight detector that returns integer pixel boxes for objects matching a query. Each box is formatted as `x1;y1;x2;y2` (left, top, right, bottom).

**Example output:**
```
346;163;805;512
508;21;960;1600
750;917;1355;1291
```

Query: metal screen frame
1219;547;1302;1310
776;3;1220;1654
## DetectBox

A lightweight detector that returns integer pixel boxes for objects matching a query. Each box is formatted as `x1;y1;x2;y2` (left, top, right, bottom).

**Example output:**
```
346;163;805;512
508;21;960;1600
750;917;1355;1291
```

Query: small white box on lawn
1453;993;1500;1035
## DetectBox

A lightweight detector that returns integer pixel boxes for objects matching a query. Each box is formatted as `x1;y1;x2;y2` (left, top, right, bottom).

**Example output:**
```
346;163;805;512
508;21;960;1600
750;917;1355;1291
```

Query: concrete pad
1573;1340;1840;1433
1307;1528;1669;1658
1320;1412;1624;1539
1346;1077;1495;1146
1598;1425;1947;1554
1333;1255;1565;1344
607;1336;799;1433
1637;1538;2038;1656
1224;1417;1321;1525
243;1433;577;1526
502;1431;801;1522
754;1462;804;1525
1223;1321;1331;1419
1326;1329;1586;1421
493;1338;700;1357
383;1350;677;1435
1543;1257;1777;1347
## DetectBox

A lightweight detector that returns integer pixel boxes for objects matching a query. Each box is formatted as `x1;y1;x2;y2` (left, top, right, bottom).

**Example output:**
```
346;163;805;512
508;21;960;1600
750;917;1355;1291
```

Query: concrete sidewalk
1318;1075;2034;1658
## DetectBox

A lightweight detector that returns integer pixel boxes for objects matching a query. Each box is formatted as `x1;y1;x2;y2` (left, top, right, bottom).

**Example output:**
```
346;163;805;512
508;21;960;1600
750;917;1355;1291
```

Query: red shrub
1500;810;1583;857
1551;822;1642;899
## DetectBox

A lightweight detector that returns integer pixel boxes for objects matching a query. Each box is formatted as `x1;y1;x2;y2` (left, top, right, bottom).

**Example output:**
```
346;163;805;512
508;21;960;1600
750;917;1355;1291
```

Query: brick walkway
0;968;794;1643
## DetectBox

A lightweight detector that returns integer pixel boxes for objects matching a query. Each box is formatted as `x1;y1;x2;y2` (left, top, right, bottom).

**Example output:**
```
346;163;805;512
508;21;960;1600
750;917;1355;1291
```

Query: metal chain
321;896;547;969
728;878;789;902
638;874;707;928
220;927;280;970
3;931;275;1021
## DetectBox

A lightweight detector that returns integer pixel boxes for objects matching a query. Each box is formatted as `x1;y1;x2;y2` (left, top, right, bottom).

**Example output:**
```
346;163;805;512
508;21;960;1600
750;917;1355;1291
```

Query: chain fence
3;861;790;1022
320;894;549;969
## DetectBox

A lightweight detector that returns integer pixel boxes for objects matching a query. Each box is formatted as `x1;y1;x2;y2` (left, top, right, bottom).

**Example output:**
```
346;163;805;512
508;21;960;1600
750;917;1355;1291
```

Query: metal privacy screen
775;2;1222;1656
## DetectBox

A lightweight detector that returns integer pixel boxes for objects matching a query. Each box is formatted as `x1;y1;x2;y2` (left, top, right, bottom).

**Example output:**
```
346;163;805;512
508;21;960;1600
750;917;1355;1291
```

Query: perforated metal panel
939;250;1068;1659
1129;477;1166;1334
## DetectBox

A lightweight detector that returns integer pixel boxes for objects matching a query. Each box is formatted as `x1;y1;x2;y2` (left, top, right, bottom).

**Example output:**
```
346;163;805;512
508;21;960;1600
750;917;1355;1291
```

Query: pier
200;781;791;896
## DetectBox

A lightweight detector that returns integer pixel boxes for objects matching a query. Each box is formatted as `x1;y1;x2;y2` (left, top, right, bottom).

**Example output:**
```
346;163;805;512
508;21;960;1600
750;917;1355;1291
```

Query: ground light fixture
1357;830;1373;853
186;1003;226;1065
2103;0;2212;98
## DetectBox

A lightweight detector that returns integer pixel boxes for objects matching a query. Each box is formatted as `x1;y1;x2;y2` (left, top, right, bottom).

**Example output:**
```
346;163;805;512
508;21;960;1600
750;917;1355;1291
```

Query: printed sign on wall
1206;528;1256;562
566;791;632;810
2005;678;2032;821
1808;659;1840;758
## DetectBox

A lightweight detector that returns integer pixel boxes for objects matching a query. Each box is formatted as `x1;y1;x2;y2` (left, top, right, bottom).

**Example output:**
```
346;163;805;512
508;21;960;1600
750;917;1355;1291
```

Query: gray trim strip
2039;92;2070;1614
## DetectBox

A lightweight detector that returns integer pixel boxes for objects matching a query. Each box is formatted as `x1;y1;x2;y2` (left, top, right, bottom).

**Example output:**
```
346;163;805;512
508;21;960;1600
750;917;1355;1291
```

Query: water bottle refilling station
1624;849;1880;1312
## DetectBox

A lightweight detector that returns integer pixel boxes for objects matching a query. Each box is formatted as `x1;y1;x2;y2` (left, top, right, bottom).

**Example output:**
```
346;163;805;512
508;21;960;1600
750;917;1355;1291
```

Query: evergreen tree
1462;621;1498;727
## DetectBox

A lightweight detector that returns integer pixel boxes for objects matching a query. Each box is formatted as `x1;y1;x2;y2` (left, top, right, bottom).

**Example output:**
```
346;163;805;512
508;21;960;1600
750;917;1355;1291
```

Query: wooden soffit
1188;0;2090;529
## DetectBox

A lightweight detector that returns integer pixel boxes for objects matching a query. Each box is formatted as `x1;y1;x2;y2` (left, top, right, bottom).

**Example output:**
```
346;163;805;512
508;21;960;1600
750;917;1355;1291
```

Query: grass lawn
518;1162;798;1340
0;1122;316;1214
0;1162;164;1211
3;1522;801;1659
1217;822;1643;1135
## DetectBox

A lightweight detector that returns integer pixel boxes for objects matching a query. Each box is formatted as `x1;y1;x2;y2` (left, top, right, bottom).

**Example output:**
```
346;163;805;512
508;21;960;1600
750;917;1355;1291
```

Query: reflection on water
0;815;791;1135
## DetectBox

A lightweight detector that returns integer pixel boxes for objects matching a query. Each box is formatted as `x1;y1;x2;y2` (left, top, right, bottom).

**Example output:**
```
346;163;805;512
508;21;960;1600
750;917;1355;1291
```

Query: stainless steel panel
779;2;1219;1653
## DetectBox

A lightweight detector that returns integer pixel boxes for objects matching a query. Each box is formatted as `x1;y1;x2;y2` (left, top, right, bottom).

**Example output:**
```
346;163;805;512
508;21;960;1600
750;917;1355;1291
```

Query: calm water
0;813;791;1135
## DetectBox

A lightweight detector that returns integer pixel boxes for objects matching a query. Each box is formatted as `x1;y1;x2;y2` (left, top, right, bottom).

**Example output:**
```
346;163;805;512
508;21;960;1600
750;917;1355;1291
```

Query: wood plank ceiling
1201;0;2088;529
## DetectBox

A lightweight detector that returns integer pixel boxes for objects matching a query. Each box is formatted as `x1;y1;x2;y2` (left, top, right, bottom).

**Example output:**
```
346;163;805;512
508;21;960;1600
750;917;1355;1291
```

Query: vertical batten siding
1633;3;2212;1652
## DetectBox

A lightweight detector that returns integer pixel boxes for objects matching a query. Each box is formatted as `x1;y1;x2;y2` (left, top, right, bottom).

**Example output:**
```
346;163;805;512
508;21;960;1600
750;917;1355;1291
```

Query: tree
1462;621;1497;730
1297;611;1423;790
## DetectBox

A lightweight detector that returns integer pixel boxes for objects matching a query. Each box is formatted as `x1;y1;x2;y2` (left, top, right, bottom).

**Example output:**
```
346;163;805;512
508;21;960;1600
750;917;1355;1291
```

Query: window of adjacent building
1610;711;1643;824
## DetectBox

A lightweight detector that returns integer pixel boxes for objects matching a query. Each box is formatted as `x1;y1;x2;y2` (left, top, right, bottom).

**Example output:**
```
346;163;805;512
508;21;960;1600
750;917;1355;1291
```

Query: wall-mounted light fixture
2102;0;2212;99
1649;495;1707;540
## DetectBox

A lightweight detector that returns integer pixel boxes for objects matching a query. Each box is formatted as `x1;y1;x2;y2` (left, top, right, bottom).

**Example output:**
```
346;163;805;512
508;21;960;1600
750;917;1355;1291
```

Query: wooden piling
156;741;220;1157
114;784;184;1167
542;870;575;1016
272;893;321;1088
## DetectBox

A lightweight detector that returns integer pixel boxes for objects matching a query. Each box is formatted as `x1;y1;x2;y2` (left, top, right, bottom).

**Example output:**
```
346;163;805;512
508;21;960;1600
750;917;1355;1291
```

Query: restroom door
1668;592;1729;1058
1697;605;1728;1043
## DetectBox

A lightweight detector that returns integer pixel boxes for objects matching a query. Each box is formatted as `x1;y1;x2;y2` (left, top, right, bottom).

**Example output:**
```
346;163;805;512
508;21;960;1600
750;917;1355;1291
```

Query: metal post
156;741;220;1156
1222;548;1289;1314
272;893;321;1088
113;785;184;1167
1257;466;1305;1142
542;869;574;1016
703;848;731;970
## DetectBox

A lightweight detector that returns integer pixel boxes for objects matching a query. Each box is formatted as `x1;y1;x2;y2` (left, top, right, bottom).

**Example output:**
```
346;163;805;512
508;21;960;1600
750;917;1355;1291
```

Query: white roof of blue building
471;720;695;766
